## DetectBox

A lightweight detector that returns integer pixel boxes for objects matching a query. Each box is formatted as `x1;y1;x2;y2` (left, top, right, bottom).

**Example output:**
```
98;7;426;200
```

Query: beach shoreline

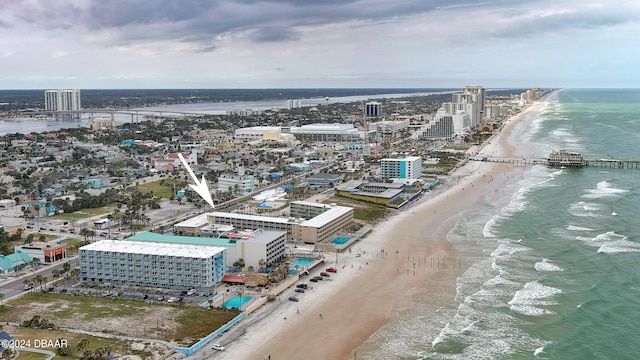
213;98;552;360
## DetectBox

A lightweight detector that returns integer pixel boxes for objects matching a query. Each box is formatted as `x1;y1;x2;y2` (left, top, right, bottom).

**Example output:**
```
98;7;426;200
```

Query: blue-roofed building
0;331;13;352
0;250;31;276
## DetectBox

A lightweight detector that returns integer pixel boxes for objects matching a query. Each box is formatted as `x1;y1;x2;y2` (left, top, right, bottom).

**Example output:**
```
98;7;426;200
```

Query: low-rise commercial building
0;251;31;276
14;241;67;264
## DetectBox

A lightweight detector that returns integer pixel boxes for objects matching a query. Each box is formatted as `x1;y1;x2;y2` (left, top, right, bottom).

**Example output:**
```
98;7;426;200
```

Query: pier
470;150;640;169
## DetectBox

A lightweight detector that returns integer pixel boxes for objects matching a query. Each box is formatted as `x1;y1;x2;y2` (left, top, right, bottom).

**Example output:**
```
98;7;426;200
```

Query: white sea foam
508;281;562;316
597;240;640;254
484;275;520;286
535;259;564;272
568;201;604;217
581;180;629;199
566;225;593;231
491;242;531;258
534;346;546;356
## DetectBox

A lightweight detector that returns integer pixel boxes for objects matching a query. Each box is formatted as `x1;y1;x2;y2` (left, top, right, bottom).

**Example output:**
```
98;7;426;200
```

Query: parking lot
45;281;211;306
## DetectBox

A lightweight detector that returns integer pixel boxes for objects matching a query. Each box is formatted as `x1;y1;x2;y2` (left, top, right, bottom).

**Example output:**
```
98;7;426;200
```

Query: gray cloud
492;9;640;38
3;0;627;53
250;27;299;42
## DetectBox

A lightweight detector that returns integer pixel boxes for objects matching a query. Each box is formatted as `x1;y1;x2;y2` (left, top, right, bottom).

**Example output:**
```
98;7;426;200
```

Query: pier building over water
547;149;586;167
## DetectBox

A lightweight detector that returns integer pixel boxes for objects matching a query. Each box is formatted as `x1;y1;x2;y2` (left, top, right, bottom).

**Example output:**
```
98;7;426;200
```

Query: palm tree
30;257;41;272
79;228;93;242
62;261;71;274
69;268;80;284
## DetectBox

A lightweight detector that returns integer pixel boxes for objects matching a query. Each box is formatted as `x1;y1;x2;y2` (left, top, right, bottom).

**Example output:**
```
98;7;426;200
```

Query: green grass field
137;179;181;199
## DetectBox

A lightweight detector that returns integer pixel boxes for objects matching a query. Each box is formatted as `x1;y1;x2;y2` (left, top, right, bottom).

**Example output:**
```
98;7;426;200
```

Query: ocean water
366;89;640;359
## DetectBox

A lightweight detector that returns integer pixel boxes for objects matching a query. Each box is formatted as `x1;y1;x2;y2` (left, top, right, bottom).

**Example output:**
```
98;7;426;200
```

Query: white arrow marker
177;153;215;209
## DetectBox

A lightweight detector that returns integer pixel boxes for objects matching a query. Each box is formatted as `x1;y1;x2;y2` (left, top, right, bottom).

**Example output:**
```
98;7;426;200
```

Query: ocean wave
508;281;562;316
597;240;640;254
535;259;564;272
568;201;604;217
566;225;594;231
581;180;629;199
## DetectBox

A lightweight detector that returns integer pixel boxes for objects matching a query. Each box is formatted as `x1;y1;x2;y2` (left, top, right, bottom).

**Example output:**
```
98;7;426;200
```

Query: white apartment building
79;240;226;290
44;89;82;112
365;102;382;117
380;156;423;180
284;99;301;109
217;168;255;196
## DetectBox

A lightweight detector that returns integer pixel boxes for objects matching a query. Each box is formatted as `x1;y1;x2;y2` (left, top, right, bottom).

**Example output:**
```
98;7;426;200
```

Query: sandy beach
213;100;550;360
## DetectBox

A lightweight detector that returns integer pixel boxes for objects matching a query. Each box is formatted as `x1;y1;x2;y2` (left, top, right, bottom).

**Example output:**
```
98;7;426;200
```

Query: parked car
320;272;330;277
156;296;165;301
23;284;33;291
288;296;299;302
295;288;305;293
26;225;33;229
187;288;197;296
313;276;323;281
180;290;188;296
326;267;337;273
167;297;178;303
309;278;318;283
212;344;225;351
296;284;308;289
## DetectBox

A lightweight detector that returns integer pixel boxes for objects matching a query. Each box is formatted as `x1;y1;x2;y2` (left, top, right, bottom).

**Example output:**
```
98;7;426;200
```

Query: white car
212;344;224;351
187;288;197;296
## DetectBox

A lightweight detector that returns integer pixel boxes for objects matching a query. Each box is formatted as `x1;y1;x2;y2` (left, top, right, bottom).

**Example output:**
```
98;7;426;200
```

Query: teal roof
126;232;236;247
0;251;31;271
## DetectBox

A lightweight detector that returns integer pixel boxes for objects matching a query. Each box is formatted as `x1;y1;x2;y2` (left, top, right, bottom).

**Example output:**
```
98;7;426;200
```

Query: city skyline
1;0;638;89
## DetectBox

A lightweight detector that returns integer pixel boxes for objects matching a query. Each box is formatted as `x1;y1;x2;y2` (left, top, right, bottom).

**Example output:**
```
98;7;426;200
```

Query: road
0;256;77;301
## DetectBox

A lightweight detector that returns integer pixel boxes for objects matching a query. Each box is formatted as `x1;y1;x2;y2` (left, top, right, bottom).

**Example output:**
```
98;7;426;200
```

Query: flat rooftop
302;206;353;228
174;213;211;228
209;211;292;224
127;232;237;247
80;240;226;258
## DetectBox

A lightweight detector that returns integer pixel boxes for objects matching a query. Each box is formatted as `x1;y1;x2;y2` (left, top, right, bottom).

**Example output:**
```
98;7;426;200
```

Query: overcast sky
1;0;638;89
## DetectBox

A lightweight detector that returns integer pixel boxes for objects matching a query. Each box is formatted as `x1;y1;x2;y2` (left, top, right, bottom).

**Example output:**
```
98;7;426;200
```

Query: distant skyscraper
45;89;81;119
365;101;381;118
464;85;485;118
284;99;301;109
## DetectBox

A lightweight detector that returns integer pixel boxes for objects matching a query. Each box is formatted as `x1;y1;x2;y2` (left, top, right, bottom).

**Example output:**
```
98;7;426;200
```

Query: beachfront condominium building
365;101;382;118
126;229;287;269
44;89;81;119
208;203;354;244
79;240;226;290
380;156;423;180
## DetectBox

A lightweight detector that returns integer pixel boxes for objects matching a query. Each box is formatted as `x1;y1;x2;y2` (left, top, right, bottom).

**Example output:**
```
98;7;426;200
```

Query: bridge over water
4;109;210;122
